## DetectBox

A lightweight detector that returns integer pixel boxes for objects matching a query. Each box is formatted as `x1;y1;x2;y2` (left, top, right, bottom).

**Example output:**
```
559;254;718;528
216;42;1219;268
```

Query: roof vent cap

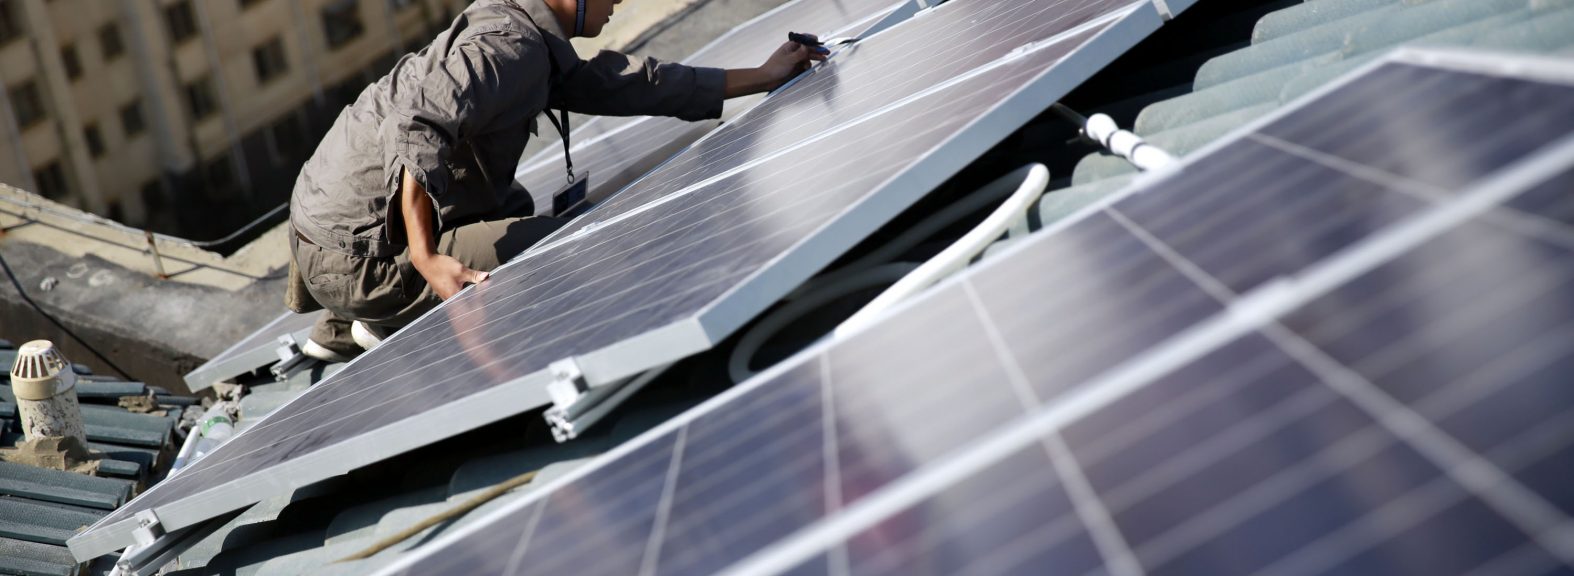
11;339;73;389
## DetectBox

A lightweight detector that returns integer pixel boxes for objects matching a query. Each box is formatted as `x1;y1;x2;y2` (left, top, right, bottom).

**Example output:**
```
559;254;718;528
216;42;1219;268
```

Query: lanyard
512;3;576;185
544;108;575;184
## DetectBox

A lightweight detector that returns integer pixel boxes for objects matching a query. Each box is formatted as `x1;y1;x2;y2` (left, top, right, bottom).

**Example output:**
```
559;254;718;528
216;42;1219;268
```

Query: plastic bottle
190;415;234;462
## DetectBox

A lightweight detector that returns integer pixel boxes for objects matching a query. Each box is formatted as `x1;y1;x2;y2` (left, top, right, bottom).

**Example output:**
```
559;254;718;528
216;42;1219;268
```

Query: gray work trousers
291;214;564;351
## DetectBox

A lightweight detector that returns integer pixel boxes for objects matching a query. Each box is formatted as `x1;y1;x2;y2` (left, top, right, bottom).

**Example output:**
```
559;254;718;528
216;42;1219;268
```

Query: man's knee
297;242;419;325
443;216;566;272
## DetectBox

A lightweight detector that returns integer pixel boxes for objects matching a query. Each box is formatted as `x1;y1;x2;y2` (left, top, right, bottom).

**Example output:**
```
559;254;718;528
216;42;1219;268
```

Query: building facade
0;0;465;240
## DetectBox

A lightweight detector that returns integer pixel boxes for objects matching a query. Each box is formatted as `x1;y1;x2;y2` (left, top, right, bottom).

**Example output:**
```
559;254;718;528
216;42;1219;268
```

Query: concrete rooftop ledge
0;185;286;392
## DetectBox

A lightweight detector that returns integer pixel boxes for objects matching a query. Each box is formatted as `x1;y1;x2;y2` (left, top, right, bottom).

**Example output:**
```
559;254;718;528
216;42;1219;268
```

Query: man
287;0;823;361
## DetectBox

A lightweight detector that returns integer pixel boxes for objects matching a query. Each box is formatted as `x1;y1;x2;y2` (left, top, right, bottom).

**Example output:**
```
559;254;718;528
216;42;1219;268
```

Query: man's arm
554;40;824;118
724;41;824;98
400;168;487;300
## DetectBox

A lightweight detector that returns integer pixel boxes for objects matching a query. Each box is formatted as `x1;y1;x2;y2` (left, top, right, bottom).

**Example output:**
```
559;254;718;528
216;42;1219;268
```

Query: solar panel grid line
1258;324;1574;565
1041;433;1145;576
1248;476;1477;576
637;426;689;576
532;7;1138;255
555;0;1144;233
1103;196;1574;568
499;498;547;575
961;276;1145;576
512;0;908;182
710;63;1574;576
818;355;851;576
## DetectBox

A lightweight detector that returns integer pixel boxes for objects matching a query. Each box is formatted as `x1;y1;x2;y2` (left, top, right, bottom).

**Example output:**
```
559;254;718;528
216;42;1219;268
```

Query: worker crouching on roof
286;0;824;361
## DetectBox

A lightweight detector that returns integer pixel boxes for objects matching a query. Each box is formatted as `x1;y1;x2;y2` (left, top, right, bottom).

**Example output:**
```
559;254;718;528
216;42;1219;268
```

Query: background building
0;0;465;241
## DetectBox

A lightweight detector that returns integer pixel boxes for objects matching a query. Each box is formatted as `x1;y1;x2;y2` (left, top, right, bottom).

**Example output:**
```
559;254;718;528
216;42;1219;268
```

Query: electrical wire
0;249;132;378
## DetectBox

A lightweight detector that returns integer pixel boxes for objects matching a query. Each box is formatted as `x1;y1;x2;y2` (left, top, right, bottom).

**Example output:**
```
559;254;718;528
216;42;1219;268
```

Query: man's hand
399;168;488;300
413;252;488;300
724;38;828;98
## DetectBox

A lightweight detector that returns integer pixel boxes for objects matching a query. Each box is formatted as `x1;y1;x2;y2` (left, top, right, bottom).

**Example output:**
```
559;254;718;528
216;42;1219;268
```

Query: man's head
547;0;622;38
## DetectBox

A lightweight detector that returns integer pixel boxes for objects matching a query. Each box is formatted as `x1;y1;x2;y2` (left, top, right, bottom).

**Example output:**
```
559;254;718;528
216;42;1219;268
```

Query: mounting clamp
269;334;311;380
130;510;164;546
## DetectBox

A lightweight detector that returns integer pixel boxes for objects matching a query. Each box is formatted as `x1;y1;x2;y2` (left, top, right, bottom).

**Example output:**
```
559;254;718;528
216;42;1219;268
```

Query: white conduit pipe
1084;113;1176;171
837;164;1050;336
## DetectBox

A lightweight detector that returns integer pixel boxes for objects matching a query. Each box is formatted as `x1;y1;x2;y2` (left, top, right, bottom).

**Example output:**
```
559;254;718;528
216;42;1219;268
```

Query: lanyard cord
544;108;574;183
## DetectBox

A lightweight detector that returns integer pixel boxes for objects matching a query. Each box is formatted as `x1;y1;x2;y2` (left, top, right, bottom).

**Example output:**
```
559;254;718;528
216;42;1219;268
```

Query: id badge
551;170;591;217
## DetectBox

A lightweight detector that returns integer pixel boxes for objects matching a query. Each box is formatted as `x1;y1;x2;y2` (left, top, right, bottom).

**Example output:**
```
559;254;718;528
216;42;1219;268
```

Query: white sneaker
351;321;386;351
301;338;354;363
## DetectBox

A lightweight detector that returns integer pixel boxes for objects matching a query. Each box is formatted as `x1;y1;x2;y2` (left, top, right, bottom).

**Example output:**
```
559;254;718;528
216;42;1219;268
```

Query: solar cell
367;51;1574;576
182;311;318;391
68;0;1169;560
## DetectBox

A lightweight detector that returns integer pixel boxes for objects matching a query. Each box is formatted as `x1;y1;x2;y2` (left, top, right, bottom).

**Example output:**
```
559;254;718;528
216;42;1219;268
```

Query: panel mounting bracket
130;510;164;546
269;333;313;381
544;361;673;443
1151;0;1174;21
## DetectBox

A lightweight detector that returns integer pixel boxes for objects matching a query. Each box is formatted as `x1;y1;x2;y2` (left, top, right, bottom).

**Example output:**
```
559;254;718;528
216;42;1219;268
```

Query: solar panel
513;0;906;214
68;0;1176;560
547;0;1145;237
368;50;1574;576
182;311;318;391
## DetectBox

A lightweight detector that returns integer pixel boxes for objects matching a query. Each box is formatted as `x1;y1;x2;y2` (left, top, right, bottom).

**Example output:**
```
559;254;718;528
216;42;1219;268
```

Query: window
33;161;69;199
321;0;364;49
266;112;307;165
185;76;217;121
120;100;145;136
203;153;235;195
83;123;104;158
252;37;288;84
240;0;268;9
10;81;46;129
140;179;164;210
165;1;198;44
99;22;125;60
0;1;22;45
61;45;82;80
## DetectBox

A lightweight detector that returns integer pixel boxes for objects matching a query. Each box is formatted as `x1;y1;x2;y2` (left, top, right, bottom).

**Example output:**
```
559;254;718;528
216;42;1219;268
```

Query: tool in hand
789;32;832;54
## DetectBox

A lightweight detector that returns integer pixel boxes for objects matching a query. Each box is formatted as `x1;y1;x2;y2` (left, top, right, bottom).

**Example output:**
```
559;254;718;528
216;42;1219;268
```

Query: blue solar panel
367;52;1574;576
69;0;1168;560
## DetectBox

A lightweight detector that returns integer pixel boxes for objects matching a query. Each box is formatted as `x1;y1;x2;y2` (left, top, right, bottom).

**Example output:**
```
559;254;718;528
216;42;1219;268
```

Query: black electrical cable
0;249;132;379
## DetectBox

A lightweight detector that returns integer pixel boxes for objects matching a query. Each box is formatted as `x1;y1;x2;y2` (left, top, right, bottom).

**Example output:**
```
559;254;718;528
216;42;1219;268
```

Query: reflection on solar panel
69;0;1178;560
182;311;317;391
370;50;1574;576
513;0;905;213
548;0;1145;237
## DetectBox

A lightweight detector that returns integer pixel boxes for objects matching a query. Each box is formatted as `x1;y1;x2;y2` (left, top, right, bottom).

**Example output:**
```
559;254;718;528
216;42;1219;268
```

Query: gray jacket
289;0;725;257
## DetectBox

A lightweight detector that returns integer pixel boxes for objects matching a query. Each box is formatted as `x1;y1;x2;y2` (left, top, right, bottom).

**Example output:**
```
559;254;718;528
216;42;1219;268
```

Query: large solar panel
182;311;318;391
68;0;1177;560
513;0;906;213
545;0;1147;240
368;50;1574;576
